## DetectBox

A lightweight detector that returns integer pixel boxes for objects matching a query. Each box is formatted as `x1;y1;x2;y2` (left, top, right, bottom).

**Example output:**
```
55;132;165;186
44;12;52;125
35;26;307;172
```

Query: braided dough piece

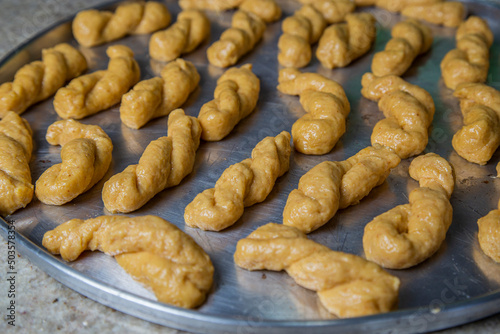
401;2;465;28
0;43;87;117
234;223;400;318
452;83;500;165
239;0;282;23
120;59;200;129
35;120;113;205
477;199;500;263
185;131;291;231
72;1;171;47
149;10;210;62
54;45;140;120
441;16;493;90
42;215;213;308
283;144;401;233
198;64;260;141
371;19;432;77
363;153;454;269
298;0;355;24
0;112;33;216
361;72;435;159
354;0;442;12
317;13;376;70
103;109;201;213
179;0;243;11
277;68;350;155
278;5;326;68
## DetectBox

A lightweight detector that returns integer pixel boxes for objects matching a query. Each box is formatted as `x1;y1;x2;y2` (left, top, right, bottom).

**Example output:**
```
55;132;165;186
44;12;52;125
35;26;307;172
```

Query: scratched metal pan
1;0;500;332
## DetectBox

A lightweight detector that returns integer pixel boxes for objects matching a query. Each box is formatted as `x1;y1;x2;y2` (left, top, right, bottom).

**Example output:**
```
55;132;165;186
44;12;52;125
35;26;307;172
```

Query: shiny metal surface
1;0;500;333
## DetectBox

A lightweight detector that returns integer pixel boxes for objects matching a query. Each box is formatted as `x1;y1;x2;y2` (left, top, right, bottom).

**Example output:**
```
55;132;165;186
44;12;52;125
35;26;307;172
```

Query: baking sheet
1;0;500;333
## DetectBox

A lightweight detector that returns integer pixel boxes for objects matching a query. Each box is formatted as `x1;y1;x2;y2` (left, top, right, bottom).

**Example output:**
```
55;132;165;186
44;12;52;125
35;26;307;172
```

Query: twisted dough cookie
0;112;33;216
72;1;171;47
441;16;493;90
278;5;326;68
149;10;210;62
35;120;113;205
283;144;401;233
477;199;500;263
361;72;435;159
234;223;400;318
43;215;214;308
298;0;355;24
238;0;282;23
54;45;140;120
0;43;87;117
198;64;260;141
179;0;243;11
185;131;291;231
103;109;201;213
451;83;500;165
354;0;442;13
363;153;454;269
316;13;376;70
277;68;350;155
120;59;199;129
371;19;432;77
401;2;465;28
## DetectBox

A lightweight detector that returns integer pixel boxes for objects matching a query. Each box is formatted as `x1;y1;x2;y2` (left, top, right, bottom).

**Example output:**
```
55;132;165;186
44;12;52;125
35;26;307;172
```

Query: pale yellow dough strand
401;2;465;28
297;0;355;24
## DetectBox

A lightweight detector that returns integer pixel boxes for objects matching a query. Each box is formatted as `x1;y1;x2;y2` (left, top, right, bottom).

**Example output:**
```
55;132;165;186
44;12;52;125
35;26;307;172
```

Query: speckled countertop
0;0;499;333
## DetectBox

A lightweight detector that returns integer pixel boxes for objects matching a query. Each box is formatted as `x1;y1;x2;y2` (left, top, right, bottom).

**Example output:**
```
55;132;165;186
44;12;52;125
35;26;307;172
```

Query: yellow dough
198;64;260;141
120;59;199;129
401;2;465;28
441;16;493;90
0;43;87;117
54;45;140;120
477;199;500;263
35;120;113;205
185;131;291;231
317;13;376;69
354;0;442;12
149;10;210;62
277;68;350;155
361;72;435;159
0;112;33;216
283;144;401;233
298;0;355;24
72;1;171;47
277;5;326;68
234;223;400;318
371;19;432;77
179;0;243;11
238;0;282;23
42;215;214;308
103;109;201;213
363;153;454;269
452;83;500;165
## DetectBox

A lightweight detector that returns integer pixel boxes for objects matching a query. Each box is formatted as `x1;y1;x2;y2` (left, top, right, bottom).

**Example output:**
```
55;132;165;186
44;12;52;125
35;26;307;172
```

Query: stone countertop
0;0;499;333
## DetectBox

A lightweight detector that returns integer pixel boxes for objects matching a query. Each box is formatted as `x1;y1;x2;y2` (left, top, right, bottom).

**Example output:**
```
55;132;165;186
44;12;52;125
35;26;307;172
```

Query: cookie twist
198;64;260;141
103;109;201;213
298;0;355;24
441;16;493;90
207;10;266;68
317;13;376;69
149;10;210;62
238;0;282;23
451;83;500;165
401;2;465;28
0;112;33;216
354;0;442;12
277;5;326;68
0;43;87;117
277;68;350;155
42;215;214;308
35;120;113;205
120;59;200;129
283;144;401;233
477;199;500;263
54;45;140;120
371;19;432;77
185;131;291;231
72;1;171;47
179;0;243;11
363;153;454;269
361;73;435;159
234;223;400;318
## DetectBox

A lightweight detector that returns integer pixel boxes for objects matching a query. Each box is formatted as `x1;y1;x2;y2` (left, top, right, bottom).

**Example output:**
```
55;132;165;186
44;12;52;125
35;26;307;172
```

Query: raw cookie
297;0;355;24
477;199;500;263
179;0;243;11
354;0;442;13
401;1;465;28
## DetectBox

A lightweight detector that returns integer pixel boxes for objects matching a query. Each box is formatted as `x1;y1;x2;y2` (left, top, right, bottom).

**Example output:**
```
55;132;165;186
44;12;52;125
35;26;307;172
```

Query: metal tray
1;0;500;333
